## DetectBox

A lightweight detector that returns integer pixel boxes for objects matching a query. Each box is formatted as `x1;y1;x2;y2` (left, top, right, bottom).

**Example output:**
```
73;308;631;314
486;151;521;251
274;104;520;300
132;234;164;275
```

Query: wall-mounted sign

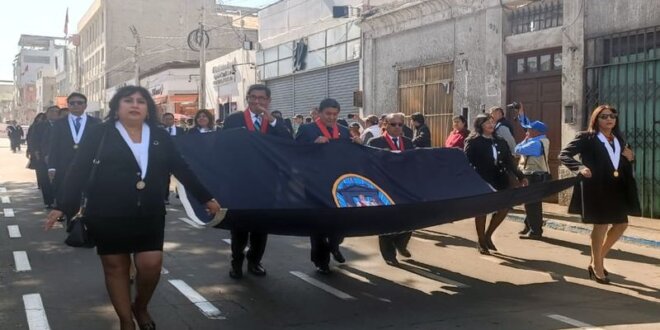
293;38;308;72
213;62;236;86
150;84;163;96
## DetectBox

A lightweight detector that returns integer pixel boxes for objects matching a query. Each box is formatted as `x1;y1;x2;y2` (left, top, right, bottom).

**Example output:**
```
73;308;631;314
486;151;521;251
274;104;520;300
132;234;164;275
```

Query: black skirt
85;215;165;255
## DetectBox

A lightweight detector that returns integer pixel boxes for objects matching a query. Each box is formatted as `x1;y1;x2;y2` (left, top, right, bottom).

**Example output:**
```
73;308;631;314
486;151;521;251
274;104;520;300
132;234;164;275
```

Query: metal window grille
509;0;563;35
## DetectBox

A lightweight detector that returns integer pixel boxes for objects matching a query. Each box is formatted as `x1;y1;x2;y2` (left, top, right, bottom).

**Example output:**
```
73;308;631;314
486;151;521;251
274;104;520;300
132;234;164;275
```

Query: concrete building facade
205;48;257;121
138;61;200;118
77;0;258;117
361;0;660;217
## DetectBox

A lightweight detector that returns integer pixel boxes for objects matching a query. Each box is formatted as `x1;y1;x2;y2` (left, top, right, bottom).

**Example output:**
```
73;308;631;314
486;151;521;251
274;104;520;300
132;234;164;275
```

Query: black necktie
392;137;399;149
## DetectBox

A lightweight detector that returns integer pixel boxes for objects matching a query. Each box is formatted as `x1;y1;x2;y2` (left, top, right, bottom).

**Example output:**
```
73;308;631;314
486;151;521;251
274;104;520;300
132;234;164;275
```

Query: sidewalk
509;202;660;249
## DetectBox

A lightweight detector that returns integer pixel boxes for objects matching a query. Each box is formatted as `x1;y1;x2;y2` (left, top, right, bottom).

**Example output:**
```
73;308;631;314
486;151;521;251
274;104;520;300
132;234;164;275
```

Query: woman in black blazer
45;86;221;330
559;105;640;284
187;109;215;134
464;114;527;255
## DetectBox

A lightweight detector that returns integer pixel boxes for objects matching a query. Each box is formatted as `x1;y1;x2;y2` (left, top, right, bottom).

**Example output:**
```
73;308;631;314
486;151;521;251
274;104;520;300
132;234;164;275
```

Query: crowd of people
11;84;636;330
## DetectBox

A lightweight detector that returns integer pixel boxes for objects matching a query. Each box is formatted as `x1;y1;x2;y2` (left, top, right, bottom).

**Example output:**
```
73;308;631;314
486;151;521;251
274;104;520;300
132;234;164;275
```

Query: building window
509;50;562;76
509;0;562;35
398;62;454;147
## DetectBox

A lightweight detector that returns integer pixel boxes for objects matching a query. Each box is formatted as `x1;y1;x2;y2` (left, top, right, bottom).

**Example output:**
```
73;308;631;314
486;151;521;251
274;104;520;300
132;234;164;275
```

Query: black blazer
464;134;523;190
163;125;186;136
47;115;101;175
559;132;641;218
187;126;215;134
223;110;292;138
27;121;52;160
57;122;213;218
413;124;431;148
367;135;414;150
295;122;351;143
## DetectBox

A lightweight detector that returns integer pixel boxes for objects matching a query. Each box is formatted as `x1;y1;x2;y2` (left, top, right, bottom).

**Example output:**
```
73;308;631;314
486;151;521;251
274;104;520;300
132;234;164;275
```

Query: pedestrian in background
559;104;640;284
44;86;221;330
445;115;469;149
488;106;516;155
411;112;431;148
7;120;24;153
187;109;215;134
515;104;550;240
360;115;381;144
464;114;527;254
27;108;58;208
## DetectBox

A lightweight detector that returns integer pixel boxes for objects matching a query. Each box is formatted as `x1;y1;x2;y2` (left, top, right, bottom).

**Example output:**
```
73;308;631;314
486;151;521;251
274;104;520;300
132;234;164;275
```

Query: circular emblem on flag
332;174;394;208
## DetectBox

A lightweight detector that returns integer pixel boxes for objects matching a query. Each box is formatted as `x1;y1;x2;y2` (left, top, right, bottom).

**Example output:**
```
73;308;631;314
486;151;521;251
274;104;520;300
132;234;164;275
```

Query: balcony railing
509;0;563;35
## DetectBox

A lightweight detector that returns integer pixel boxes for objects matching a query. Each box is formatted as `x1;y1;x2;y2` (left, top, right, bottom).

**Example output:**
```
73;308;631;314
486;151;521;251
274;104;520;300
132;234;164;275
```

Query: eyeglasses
389;123;404;127
598;113;618;120
68;101;86;106
247;95;269;102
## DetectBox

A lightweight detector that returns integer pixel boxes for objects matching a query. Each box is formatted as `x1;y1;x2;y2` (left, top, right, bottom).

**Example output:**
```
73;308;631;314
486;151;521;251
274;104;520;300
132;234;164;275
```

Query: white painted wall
205;49;257;113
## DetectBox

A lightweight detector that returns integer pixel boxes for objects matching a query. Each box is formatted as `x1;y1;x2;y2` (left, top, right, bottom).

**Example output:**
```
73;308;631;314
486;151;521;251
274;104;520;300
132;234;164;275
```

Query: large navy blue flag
174;129;577;237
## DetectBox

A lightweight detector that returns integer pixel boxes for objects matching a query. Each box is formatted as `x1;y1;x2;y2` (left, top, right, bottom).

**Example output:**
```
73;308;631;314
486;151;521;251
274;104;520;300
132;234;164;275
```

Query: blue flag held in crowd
175;129;577;237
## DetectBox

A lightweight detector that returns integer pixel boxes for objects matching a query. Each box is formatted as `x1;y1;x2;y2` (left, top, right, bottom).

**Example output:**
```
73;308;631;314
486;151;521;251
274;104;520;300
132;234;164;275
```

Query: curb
506;214;660;249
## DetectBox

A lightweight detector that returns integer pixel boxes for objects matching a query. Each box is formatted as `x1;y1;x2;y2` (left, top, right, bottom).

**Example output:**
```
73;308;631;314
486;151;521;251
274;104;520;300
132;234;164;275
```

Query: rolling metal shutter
266;76;294;118
293;69;328;116
328;62;359;116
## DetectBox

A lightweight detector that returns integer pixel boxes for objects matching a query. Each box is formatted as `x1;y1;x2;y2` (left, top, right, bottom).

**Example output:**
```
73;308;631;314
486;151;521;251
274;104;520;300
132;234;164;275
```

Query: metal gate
585;26;660;218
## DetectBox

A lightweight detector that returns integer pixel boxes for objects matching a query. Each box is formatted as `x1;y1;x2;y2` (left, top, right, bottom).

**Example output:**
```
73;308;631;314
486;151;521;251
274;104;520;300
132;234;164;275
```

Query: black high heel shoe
477;242;489;255
587;266;610;284
132;304;156;330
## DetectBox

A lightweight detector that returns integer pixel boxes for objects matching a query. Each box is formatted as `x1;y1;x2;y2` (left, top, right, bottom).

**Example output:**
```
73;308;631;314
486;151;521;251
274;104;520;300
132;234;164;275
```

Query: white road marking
8;225;21;238
290;271;356;300
178;217;204;229
222;238;231;245
546;314;604;330
168;279;224;319
412;236;437;244
4;208;15;217
480;256;503;264
402;264;469;288
14;251;32;272
361;292;391;303
0;187;6;193
23;293;51;330
1;196;10;203
161;267;169;275
335;267;375;285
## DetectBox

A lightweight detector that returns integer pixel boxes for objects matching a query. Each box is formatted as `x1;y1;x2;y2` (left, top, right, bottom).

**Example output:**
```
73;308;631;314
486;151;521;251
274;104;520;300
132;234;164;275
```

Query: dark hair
32;113;47;124
453;114;467;125
588;104;623;139
271;110;282;116
247;84;271;98
46;105;60;112
411;112;425;125
106;85;159;126
67;92;87;103
194;109;215;130
295;114;304;119
349;122;361;129
471;114;493;136
305;117;312;123
162;112;174;119
319;98;340;112
366;115;379;125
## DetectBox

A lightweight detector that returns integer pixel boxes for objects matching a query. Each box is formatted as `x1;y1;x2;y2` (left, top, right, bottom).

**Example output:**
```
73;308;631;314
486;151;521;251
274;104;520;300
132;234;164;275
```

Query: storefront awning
153;95;168;104
170;94;197;104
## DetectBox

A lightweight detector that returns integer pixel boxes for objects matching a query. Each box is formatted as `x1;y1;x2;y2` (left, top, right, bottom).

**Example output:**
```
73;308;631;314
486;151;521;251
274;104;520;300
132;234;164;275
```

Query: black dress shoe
229;267;243;279
518;225;530;235
316;264;332;275
477;242;489;255
485;237;497;251
247;263;267;276
396;247;412;258
384;259;399;266
331;250;345;263
519;233;543;240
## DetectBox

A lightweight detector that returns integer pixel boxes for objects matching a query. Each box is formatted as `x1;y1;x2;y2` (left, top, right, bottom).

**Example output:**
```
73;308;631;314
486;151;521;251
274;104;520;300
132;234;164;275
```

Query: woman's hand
44;210;64;230
519;178;529;187
205;199;222;215
622;146;635;162
579;167;592;178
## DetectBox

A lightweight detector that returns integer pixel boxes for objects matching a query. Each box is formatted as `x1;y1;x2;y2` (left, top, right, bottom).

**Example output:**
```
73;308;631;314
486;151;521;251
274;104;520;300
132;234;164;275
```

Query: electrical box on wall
564;104;576;124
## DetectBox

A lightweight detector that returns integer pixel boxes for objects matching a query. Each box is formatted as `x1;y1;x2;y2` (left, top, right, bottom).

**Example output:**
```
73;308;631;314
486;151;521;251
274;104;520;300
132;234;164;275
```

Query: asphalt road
1;138;658;330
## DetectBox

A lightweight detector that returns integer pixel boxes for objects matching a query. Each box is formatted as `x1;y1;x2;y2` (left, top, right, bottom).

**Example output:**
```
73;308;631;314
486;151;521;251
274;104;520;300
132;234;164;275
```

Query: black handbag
65;129;107;248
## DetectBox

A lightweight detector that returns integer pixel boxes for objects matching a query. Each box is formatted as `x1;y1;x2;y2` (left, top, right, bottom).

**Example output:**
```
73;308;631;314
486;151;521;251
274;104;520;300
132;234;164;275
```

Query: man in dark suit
161;112;186;204
47;92;101;198
367;113;415;265
7;120;24;153
411;112;431;148
296;98;362;274
223;84;291;279
28;106;60;208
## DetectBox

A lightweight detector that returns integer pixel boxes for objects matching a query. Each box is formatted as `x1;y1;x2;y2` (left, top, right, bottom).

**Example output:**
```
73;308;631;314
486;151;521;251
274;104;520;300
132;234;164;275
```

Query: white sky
0;0;279;81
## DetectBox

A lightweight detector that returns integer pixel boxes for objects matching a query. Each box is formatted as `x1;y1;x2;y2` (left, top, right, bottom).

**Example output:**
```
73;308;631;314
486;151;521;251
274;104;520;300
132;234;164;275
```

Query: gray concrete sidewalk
510;203;660;249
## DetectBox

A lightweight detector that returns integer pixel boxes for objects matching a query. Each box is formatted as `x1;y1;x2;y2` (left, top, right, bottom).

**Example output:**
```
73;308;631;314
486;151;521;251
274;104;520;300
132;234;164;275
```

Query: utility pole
130;25;141;86
199;6;207;110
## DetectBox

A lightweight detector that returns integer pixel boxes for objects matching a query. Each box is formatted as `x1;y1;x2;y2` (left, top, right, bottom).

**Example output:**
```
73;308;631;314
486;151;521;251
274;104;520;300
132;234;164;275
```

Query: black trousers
310;235;343;267
230;230;267;267
35;161;54;206
164;175;171;200
10;138;21;152
378;232;412;261
523;173;549;235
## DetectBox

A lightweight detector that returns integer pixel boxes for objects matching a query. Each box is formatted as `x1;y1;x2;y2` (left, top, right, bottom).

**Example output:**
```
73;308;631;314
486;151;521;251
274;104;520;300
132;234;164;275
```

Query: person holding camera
514;105;550;240
488;106;517;155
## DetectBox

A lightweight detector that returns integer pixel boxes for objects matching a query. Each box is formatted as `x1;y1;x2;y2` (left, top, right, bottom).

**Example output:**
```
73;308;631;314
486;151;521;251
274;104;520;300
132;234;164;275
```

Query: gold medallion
613;170;619;178
136;181;146;190
73;144;79;149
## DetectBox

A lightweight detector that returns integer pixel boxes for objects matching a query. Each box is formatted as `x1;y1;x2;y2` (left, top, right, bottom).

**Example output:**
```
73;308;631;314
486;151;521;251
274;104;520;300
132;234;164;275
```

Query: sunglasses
598;113;618;120
68;101;86;106
389;123;404;127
